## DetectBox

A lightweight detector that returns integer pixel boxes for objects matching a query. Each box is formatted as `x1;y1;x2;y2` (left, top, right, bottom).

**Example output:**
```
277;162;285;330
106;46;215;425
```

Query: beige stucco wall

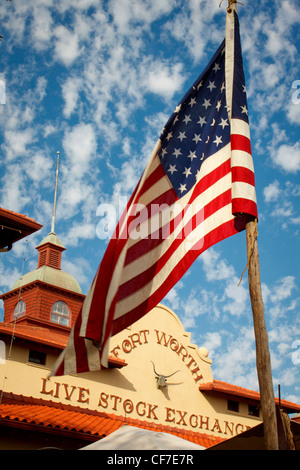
0;304;261;439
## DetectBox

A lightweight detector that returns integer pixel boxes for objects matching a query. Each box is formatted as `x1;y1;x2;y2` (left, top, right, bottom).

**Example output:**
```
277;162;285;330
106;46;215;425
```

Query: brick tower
0;152;85;335
0;231;85;331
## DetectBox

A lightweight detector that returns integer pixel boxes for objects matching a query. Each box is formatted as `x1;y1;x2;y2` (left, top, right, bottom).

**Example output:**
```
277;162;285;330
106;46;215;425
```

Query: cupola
36;232;65;270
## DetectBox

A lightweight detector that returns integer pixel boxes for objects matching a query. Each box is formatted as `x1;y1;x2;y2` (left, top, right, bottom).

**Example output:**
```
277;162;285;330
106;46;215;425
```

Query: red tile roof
0;393;224;448
0;207;42;249
0;321;126;368
199;380;300;413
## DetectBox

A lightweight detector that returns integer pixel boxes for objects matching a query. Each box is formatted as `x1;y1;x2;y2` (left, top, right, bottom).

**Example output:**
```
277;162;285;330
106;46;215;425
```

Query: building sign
39;313;255;439
40;377;250;437
110;327;204;384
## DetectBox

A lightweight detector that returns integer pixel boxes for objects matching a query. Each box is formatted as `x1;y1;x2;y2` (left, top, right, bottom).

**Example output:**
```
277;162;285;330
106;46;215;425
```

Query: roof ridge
0;391;224;446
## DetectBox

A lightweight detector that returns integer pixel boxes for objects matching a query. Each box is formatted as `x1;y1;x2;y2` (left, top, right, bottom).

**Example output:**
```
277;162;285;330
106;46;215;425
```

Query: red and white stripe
51;7;257;377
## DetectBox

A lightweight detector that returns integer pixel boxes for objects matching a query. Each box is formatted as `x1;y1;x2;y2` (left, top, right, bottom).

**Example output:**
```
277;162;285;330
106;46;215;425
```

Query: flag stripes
51;7;258;376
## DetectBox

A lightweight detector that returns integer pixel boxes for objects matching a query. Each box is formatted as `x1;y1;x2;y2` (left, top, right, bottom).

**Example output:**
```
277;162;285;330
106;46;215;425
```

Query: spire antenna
51;151;60;234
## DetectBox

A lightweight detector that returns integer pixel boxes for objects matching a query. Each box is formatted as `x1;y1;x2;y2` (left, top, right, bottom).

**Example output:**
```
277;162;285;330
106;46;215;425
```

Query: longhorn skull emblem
151;361;180;388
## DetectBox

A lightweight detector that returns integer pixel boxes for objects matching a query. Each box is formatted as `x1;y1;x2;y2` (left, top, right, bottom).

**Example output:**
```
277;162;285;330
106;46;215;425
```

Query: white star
197;80;203;90
189;97;197;107
173;148;182;158
179;183;187;193
183;114;192;125
197;116;207;127
221;82;225;93
178;131;187;141
202;98;211;110
183;167;192;178
207;81;216;92
168;164;177;175
213;135;222;147
192;133;202;144
216;100;222;111
187;150;197;161
213;63;220;73
174;104;181;113
161;148;167;157
241;105;248;115
219;118;229;129
166;131;173;141
211;119;215;126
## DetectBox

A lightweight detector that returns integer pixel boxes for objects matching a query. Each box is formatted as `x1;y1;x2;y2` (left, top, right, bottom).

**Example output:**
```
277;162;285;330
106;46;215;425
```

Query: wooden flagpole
223;0;279;450
246;217;279;450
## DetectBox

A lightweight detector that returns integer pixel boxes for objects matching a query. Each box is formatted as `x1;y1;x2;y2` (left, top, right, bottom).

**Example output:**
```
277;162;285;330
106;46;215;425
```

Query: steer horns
151;361;180;388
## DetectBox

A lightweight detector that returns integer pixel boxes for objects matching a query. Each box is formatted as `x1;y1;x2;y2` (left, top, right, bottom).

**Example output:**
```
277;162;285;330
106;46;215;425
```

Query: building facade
0;231;299;450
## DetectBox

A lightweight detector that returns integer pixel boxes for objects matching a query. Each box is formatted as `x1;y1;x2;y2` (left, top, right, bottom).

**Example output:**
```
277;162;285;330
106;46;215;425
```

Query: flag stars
213;135;223;147
192;133;202;144
189;97;197;107
168;164;177;175
178;131;187;141
241;105;248;115
207;81;216;92
187;150;197;161
179;183;187;193
173;148;182;158
198;116;207;127
202;98;211;110
183;167;192;178
183;114;192;125
158;43;231;200
219;118;229;129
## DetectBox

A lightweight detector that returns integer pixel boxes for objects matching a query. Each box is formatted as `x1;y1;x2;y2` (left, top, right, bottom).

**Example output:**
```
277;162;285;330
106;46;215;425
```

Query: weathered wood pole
246;218;279;450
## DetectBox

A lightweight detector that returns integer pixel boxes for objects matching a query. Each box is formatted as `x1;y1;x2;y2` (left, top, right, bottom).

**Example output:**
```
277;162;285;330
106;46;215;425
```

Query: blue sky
0;0;299;405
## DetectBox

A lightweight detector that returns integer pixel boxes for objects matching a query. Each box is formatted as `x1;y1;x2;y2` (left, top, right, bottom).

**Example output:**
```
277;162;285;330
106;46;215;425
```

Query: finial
219;0;243;10
50;151;60;235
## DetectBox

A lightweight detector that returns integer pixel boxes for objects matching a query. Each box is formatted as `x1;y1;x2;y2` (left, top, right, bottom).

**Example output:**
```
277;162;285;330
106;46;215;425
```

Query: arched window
13;300;26;319
51;301;71;326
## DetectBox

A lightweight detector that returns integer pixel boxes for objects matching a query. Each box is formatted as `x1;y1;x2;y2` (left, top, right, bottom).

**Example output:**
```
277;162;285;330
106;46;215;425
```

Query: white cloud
23;152;53;184
30;5;53;51
147;62;185;100
53;25;82;66
62;77;82;118
63;123;97;179
223;278;249;317
62;257;91;286
200;248;235;282
263;180;281;202
271;142;300;173
4;129;34;161
211;327;258;391
201;331;222;357
270;276;296;303
0;164;31;212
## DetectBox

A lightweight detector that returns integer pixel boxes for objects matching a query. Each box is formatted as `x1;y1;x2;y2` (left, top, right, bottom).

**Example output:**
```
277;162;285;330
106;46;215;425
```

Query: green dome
36;232;66;250
12;265;82;294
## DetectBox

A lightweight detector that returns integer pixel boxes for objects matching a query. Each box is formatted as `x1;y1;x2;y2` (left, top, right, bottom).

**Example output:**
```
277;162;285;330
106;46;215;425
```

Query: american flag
51;7;257;376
